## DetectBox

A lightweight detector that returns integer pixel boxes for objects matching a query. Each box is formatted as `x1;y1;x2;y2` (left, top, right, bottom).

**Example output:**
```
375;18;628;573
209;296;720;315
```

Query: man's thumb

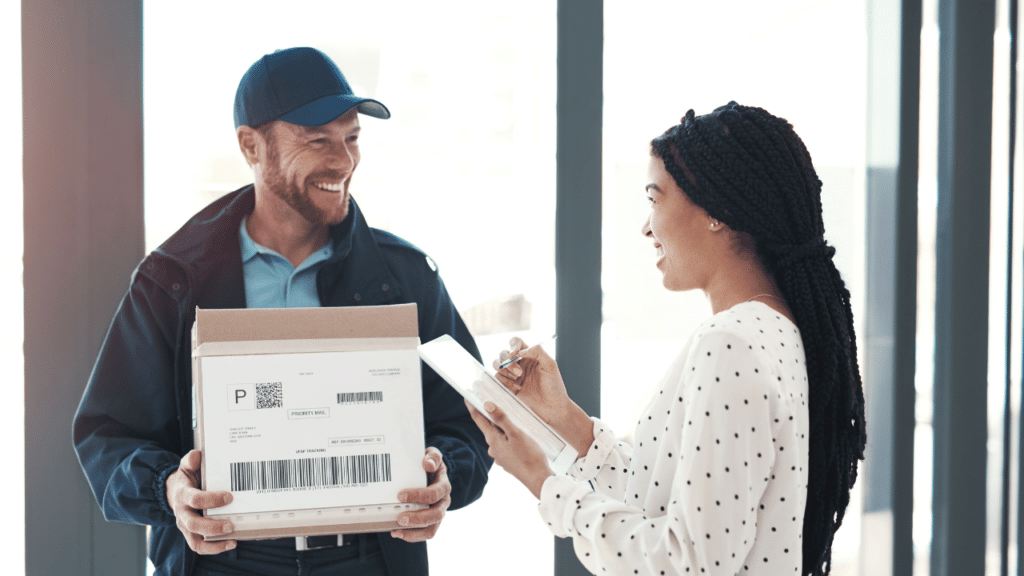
180;449;201;471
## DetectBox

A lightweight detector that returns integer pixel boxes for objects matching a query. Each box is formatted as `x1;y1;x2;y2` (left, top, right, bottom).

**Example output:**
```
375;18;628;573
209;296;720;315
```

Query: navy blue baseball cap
233;47;390;129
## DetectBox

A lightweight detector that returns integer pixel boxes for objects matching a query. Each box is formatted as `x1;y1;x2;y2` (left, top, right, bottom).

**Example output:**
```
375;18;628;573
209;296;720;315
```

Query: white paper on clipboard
418;335;578;475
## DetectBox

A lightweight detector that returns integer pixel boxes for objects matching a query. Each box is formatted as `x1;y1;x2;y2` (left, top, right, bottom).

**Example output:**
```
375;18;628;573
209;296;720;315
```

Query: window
602;2;868;574
143;2;556;573
2;0;25;573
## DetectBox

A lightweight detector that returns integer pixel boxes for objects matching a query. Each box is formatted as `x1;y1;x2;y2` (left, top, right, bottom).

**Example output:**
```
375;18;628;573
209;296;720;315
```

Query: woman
467;102;865;576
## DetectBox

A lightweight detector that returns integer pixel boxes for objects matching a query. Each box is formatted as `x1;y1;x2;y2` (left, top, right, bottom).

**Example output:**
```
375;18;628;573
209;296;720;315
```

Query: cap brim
278;93;391;126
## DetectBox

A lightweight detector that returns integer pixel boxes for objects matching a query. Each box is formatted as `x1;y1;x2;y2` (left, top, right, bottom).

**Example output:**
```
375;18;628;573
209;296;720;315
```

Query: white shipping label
200;349;425;515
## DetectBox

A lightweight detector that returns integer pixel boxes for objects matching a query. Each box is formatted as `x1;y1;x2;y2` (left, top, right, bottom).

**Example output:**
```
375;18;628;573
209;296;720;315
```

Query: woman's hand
493;337;573;427
493;337;595;455
466;399;553;499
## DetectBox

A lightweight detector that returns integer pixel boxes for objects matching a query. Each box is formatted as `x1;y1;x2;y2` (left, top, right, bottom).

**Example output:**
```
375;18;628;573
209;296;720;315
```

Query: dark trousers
192;535;390;576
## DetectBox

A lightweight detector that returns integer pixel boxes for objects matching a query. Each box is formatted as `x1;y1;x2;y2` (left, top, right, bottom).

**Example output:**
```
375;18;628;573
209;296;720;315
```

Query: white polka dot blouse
538;301;809;575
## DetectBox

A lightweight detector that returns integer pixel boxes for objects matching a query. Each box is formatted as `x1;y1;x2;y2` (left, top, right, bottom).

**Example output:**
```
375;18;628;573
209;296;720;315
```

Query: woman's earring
710;220;720;229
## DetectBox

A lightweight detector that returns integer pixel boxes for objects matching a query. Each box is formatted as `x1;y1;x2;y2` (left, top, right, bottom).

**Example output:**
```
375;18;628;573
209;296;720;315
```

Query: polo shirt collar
239;217;340;269
239;218;260;263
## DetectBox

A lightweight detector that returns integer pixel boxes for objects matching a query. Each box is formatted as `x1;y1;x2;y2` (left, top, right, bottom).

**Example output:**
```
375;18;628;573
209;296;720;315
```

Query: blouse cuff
569;417;618;481
538;474;592;538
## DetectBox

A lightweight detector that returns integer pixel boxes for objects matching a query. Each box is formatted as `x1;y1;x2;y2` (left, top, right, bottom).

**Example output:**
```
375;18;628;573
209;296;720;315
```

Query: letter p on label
227;383;255;411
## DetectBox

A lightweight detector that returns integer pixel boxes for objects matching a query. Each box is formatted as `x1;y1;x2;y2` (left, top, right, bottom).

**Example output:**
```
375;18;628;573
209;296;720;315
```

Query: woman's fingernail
500;351;509;361
511;365;523;377
484;401;496;412
399;516;409;526
226;541;236;550
222;523;233;534
223;494;233;505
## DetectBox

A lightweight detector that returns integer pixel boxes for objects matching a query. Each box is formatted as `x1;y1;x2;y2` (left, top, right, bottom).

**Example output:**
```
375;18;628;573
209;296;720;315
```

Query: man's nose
326;142;355;170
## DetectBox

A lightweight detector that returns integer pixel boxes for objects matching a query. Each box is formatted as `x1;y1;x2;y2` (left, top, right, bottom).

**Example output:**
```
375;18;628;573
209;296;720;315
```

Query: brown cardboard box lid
193;303;418;347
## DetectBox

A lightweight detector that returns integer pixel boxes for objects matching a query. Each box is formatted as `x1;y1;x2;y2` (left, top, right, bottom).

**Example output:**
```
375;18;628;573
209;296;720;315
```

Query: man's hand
390;447;452;542
166;450;237;554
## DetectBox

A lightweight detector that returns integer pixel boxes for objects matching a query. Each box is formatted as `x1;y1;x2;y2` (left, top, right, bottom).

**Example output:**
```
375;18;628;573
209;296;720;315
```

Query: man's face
257;108;361;227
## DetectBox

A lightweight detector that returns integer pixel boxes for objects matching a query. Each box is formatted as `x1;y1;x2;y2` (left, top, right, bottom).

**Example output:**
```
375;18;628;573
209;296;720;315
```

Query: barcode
337;391;383;405
229;453;392;492
256;382;283;409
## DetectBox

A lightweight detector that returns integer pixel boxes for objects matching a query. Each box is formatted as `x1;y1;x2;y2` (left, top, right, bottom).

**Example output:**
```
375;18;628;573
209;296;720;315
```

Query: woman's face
641;155;716;292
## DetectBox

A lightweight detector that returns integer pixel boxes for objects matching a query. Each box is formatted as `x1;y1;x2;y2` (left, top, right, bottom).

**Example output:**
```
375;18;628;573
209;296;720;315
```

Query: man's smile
312;180;345;192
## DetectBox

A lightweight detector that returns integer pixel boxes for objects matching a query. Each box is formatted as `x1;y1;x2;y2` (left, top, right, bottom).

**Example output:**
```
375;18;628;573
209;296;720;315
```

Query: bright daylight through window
144;2;555;574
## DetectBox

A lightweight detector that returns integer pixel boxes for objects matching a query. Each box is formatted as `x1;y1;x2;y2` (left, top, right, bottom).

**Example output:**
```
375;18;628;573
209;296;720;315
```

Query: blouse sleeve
565;417;634;500
537;330;778;575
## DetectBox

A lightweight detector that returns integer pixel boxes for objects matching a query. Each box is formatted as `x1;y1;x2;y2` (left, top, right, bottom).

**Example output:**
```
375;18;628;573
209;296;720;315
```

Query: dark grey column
23;1;146;574
1008;0;1024;573
861;1;921;576
1005;2;1020;575
931;0;995;575
555;0;602;574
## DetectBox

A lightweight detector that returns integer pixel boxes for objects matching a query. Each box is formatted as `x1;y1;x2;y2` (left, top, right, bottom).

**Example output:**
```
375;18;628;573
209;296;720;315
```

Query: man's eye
310;138;327;145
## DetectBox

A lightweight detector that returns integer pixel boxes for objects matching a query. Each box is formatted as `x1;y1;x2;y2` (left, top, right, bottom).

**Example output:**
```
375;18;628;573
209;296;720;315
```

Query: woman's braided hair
651;102;866;576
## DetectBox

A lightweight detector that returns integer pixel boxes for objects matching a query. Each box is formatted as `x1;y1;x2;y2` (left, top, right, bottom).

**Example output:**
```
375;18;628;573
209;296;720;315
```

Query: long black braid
651;102;866;576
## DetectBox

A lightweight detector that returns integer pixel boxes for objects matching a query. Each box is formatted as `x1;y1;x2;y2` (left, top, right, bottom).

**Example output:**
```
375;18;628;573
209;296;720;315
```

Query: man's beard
263;144;350;227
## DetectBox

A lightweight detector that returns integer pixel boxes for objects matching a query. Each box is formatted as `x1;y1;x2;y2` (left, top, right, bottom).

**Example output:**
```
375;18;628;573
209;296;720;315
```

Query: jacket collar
154;185;400;307
318;190;403;306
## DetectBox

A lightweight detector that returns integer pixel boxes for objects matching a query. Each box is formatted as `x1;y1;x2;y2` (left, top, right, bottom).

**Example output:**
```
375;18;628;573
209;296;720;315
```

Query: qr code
256;382;283;409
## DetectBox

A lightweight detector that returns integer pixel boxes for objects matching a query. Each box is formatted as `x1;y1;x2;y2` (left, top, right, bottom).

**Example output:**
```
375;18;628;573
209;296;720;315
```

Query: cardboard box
191;304;427;541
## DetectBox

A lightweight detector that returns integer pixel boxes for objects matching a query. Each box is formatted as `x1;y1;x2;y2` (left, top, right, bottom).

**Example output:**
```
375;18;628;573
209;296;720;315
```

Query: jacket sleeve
72;267;185;527
412;272;493;511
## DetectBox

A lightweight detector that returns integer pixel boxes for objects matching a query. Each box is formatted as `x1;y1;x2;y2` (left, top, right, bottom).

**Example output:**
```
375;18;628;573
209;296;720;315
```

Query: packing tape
192;337;421;358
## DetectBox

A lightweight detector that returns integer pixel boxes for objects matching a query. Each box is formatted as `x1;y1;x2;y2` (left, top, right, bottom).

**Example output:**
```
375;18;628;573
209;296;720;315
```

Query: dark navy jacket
72;186;492;575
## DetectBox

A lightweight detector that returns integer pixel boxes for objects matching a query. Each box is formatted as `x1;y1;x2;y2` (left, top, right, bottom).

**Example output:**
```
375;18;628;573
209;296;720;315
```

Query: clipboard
418;335;578;475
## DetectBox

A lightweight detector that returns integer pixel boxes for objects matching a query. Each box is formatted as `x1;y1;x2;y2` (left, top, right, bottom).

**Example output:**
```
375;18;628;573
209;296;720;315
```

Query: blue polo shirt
239;218;333;308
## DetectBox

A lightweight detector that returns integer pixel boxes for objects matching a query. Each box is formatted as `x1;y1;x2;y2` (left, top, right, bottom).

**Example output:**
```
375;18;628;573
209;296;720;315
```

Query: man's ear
237;125;261;167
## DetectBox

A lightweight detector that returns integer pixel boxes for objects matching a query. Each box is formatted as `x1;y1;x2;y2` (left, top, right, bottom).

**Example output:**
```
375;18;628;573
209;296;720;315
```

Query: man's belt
295;534;358;551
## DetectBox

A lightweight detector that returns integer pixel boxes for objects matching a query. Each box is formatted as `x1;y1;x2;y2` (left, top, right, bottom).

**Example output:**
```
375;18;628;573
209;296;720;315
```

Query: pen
497;334;557;369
